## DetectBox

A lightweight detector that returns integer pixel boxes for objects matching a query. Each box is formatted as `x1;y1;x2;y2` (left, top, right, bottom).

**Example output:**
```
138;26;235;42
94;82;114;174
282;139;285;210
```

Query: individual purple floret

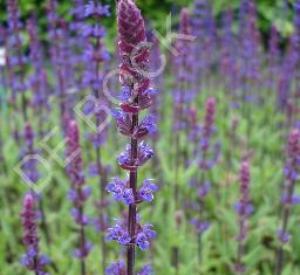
105;260;126;275
105;261;153;275
275;129;300;274
106;1;157;274
66;119;92;274
138;179;159;202
235;160;253;274
106;221;156;250
20;192;49;274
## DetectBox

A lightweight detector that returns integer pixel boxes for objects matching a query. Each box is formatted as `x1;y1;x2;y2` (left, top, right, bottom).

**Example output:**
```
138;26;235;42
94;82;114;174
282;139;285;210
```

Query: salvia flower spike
6;0;28;121
66;119;92;275
276;129;300;275
106;0;157;274
235;160;253;274
20;192;50;275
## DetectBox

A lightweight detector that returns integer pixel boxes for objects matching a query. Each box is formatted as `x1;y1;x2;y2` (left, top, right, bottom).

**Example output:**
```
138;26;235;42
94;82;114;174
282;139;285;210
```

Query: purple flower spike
66;119;92;269
20;192;49;274
6;0;28;121
276;129;300;274
235;160;252;273
106;1;157;273
105;261;126;275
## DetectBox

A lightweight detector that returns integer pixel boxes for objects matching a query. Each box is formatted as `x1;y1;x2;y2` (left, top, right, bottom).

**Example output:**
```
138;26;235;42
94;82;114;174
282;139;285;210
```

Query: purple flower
123;188;135;205
191;219;210;234
118;142;154;170
138;180;158;202
277;229;290;244
6;0;28;120
235;160;252;271
134;115;157;139
106;223;131;245
66;120;92;260
136;224;156;251
107;1;157;272
105;261;126;275
106;177;127;200
136;232;150;250
138;264;153;275
70;208;89;225
197;181;211;198
277;129;300;250
20;192;49;273
73;241;93;259
106;177;135;205
143;224;157;239
85;1;110;17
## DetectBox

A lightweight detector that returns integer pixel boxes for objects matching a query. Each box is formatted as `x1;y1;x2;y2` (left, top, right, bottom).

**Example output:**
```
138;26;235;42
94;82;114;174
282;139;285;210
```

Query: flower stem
127;112;139;275
79;206;86;275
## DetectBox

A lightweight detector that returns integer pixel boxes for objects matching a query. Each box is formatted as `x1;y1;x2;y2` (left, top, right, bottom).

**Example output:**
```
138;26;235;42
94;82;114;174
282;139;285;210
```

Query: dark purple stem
79;206;86;275
127;111;139;275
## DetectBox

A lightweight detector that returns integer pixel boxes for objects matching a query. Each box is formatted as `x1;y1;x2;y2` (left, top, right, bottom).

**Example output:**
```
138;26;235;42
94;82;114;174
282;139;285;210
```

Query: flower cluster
190;97;220;234
198;97;220;170
107;177;158;205
106;0;157;273
47;0;72;125
6;0;28;122
191;0;216;91
220;9;238;92
107;220;156;251
81;0;110;92
66;120;92;260
235;161;253;241
173;8;194;131
27;16;50;138
105;260;153;275
238;0;261;98
277;129;300;244
234;160;253;273
20;192;49;274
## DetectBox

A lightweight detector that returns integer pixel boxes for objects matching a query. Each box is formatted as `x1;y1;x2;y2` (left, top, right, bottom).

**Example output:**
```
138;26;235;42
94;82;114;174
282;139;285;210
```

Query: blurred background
0;0;296;49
